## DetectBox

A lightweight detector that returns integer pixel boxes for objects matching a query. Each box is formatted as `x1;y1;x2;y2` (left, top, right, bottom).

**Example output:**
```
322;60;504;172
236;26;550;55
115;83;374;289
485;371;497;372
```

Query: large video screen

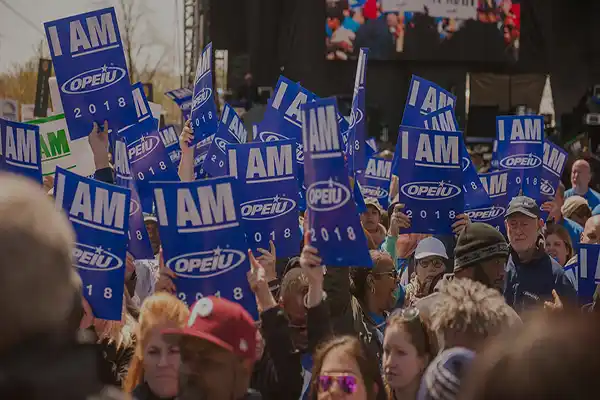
325;0;521;62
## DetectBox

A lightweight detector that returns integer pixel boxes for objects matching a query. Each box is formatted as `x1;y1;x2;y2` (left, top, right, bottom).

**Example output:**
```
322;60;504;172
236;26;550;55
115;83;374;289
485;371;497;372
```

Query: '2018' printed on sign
44;7;137;140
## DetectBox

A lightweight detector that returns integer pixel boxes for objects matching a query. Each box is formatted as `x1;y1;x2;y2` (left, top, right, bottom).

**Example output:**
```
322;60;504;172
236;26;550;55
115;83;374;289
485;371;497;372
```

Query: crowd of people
2;113;600;400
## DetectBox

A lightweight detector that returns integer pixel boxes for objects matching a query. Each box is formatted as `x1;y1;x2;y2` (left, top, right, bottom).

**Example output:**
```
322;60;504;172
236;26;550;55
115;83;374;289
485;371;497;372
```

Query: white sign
381;0;425;13
426;0;478;20
48;76;64;113
28;113;95;177
0;99;18;121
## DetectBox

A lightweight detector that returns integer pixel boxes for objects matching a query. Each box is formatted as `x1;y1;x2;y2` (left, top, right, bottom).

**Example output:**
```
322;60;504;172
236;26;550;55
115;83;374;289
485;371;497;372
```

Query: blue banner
347;48;369;174
165;87;193;122
302;97;372;267
393;126;464;235
422;106;491;211
358;157;392;210
490;139;499;171
113;139;153;260
339;114;351;156
203;103;247;178
541;140;568;219
54;166;129;320
44;7;137;140
401;75;456;127
151;177;256;318
365;138;378;160
190;43;218;144
475;169;521;233
120;84;180;212
228;139;300;257
578;244;600;305
0;119;42;183
495;115;544;200
158;125;183;169
193;134;214;180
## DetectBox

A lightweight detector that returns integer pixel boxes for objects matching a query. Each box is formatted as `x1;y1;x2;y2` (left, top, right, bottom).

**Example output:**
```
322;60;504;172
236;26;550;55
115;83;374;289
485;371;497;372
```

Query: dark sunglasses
318;374;358;394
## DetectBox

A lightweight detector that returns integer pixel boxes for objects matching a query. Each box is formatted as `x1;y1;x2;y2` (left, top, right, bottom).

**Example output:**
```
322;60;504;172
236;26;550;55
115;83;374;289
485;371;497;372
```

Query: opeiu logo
214;137;229;154
296;143;304;163
130;198;140;216
362;185;389;199
194;152;207;166
128;135;160;164
166;247;246;279
466;206;506;222
307;178;351;212
400;181;461;201
462;156;471;172
241;196;297;221
348;108;364;129
191;88;212;111
61;65;127;95
499;153;542;169
541;178;555;196
258;131;287;142
181;101;192;111
73;243;123;272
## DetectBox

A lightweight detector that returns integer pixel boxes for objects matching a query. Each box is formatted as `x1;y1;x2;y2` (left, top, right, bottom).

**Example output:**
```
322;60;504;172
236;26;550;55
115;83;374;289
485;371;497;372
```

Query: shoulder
564;188;575;197
547;254;566;275
564;218;584;233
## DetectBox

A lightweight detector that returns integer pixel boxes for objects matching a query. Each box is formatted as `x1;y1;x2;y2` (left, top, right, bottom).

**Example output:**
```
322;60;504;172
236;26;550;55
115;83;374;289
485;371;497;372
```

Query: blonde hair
0;174;78;352
123;293;189;393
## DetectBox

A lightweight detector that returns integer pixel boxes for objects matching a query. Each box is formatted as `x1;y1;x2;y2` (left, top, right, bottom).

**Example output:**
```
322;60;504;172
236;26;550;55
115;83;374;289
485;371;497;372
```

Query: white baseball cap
414;237;448;260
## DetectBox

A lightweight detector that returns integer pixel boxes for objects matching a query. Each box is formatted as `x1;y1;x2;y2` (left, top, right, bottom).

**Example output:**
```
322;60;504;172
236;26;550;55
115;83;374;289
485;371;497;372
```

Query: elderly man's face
506;213;540;253
571;160;591;188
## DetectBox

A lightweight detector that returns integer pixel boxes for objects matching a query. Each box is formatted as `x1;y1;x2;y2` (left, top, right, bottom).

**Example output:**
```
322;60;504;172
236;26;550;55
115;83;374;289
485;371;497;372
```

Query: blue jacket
504;248;576;313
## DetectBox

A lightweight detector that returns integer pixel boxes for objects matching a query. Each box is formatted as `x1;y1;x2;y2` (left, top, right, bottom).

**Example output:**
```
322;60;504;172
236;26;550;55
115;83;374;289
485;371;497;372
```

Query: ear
538;218;545;230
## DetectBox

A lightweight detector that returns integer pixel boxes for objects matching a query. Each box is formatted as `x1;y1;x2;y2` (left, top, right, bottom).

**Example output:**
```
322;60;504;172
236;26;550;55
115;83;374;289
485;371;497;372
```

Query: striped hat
417;347;475;400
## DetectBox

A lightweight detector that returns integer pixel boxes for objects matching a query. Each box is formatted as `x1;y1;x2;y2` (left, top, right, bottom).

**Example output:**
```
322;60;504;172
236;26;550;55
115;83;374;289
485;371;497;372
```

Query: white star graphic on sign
95;246;104;254
273;195;280;202
328;178;334;188
213;247;222;256
439;180;445;187
101;65;108;73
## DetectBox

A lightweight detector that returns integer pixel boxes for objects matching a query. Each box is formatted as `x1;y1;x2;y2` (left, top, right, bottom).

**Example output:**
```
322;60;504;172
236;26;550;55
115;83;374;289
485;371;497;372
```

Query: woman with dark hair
383;308;433;400
310;336;386;400
544;224;574;267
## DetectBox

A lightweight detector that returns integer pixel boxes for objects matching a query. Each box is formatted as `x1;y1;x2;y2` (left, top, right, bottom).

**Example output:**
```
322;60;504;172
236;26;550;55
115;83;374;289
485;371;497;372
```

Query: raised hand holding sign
302;97;372;267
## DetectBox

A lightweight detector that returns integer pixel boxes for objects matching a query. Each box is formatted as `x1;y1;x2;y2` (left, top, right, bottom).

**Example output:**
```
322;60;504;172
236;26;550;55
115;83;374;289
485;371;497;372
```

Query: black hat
454;223;509;272
505;196;540;219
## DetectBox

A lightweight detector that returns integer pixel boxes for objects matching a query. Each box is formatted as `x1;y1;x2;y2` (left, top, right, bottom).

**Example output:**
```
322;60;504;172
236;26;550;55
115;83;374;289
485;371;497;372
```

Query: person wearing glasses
309;335;386;400
383;308;433;400
403;238;449;307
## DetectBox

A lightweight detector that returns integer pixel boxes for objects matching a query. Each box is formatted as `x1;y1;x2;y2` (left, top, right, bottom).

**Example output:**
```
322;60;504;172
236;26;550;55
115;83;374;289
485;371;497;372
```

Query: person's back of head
459;311;600;400
0;173;78;354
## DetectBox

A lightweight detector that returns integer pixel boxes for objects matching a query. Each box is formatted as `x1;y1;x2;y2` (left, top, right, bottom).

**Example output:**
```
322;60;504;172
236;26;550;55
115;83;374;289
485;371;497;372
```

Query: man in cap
164;296;261;400
503;196;576;313
360;197;386;248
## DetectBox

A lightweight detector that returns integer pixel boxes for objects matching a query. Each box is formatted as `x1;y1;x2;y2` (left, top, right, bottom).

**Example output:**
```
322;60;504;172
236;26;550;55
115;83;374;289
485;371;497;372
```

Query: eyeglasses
318;374;358;394
417;258;445;269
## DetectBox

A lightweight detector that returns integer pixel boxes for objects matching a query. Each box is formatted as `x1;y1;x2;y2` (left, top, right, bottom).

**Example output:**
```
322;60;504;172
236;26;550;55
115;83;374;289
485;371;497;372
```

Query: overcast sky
0;0;182;74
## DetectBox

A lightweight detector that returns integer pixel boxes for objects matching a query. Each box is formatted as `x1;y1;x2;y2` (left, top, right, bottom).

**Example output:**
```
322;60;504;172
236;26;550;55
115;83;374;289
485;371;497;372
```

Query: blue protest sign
302;97;372;267
190;43;218;143
0;119;42;183
113;139;153;260
496;115;544;200
158;125;183;169
193;134;214;179
120;84;180;212
578;244;600;305
422;106;491;211
347;48;369;174
490;139;499;171
541;140;568;219
365;138;378;160
358;156;392;210
401;75;456;127
392;126;464;235
151;177;256;317
203;103;247;178
44;8;137;140
474;169;521;233
339;115;351;155
165;87;193;122
228;139;300;257
54;166;130;320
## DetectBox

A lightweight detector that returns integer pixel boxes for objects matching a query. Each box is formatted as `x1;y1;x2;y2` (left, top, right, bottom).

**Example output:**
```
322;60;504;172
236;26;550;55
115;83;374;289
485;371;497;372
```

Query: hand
388;203;411;236
300;232;325;287
80;297;95;330
544;289;563;311
155;248;176;293
42;175;54;194
541;200;562;222
88;121;110;170
179;120;194;155
247;249;277;311
256;241;277;282
452;213;470;236
396;233;423;258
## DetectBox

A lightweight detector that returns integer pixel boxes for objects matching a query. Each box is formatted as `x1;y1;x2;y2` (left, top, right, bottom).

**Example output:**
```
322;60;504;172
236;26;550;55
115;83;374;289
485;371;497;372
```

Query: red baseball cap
163;296;257;362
